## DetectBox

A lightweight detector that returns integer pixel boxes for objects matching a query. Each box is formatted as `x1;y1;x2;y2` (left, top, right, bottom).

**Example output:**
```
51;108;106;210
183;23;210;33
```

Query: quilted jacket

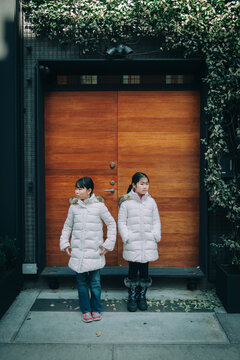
60;194;116;273
118;190;161;263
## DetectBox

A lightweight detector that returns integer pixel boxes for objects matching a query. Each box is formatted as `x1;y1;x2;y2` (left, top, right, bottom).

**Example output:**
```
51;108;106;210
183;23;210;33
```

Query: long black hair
75;177;94;196
127;172;149;193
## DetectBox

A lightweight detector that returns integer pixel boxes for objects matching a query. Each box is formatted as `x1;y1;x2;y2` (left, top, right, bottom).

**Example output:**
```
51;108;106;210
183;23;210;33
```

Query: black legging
128;262;149;280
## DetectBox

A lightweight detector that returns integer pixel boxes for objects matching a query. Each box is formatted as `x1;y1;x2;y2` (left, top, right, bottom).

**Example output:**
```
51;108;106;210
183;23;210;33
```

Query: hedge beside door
44;90;200;268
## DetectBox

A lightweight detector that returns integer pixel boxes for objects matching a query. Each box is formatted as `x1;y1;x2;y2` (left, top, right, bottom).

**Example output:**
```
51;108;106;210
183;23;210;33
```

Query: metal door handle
104;188;115;193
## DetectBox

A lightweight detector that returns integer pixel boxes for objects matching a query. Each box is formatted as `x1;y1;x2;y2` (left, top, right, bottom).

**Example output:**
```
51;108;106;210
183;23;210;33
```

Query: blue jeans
76;269;102;314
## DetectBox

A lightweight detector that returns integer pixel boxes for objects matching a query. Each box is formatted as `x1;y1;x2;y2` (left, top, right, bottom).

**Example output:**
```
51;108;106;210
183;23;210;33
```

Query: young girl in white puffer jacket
60;177;116;323
118;172;161;312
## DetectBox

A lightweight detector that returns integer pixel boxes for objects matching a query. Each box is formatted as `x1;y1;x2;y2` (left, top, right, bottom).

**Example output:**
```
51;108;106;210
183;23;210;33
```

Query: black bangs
75;177;94;195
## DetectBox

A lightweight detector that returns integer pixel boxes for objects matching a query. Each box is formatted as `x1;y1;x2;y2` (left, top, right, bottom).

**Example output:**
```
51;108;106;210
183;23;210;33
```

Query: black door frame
35;58;208;278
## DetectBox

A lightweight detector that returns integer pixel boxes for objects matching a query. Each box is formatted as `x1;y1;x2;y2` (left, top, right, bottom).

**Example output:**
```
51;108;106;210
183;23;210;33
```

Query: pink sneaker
92;312;102;321
82;312;93;323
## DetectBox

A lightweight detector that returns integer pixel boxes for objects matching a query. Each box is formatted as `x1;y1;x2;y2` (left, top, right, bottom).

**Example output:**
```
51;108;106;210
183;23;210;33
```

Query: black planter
0;264;23;319
216;263;240;313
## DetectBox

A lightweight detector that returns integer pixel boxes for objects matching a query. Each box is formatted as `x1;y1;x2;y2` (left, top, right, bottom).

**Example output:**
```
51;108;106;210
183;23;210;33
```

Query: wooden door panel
45;176;117;215
118;117;199;133
45;91;117;102
118;175;199;198
45;90;200;269
117;156;200;172
118;92;200;130
118;90;199;102
45;136;116;169
45;91;118;267
118;133;199;155
118;91;200;267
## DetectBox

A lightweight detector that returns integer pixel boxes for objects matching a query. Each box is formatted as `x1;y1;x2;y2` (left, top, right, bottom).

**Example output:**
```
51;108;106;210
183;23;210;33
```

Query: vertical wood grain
118;91;200;267
45;90;200;268
45;91;118;266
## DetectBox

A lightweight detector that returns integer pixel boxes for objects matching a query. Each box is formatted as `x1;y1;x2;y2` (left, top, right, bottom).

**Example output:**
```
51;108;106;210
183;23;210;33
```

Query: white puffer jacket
118;190;161;263
60;194;116;273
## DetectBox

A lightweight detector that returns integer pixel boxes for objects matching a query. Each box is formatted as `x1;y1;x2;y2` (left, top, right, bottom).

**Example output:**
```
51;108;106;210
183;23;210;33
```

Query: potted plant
213;233;240;313
0;235;22;318
209;99;240;313
211;206;240;313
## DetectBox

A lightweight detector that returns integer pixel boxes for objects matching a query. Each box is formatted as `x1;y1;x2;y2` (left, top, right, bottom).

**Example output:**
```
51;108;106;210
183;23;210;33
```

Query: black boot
137;277;152;311
124;278;139;312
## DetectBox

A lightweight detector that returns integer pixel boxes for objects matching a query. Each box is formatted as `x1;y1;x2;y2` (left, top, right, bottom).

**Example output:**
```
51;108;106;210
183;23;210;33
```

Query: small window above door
55;74;198;87
123;75;141;84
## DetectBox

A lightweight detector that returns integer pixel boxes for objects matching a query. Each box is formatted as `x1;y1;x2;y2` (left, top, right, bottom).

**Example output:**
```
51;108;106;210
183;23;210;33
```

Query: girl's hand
100;247;108;256
65;246;71;256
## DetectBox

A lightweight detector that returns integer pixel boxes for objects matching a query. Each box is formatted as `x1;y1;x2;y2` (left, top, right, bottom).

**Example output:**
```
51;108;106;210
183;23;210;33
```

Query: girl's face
75;186;91;200
133;177;149;196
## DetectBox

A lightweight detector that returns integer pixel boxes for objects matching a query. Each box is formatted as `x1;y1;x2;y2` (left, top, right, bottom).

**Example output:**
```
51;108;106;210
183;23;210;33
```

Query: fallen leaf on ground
96;331;102;337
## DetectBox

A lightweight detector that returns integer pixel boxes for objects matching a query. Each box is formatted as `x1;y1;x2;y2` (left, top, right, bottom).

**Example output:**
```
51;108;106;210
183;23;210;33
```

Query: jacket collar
129;189;149;202
77;193;97;207
69;194;105;206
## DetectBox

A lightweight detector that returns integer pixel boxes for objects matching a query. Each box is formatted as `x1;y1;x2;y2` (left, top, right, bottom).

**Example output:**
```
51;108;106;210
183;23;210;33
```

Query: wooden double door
45;90;200;268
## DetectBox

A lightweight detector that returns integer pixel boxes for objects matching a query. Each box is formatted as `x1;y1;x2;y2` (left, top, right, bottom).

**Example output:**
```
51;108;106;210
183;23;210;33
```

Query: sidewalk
0;279;240;360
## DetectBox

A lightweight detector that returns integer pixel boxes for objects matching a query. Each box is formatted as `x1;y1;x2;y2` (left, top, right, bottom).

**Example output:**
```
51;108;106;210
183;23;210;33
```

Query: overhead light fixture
106;47;117;56
106;44;133;57
117;44;133;55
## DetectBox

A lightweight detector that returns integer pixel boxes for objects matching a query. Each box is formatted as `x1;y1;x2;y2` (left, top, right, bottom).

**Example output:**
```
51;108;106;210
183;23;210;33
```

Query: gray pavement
0;282;240;360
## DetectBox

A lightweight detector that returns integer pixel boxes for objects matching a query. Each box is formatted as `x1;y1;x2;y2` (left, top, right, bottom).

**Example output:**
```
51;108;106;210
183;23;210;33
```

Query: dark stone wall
0;0;22;250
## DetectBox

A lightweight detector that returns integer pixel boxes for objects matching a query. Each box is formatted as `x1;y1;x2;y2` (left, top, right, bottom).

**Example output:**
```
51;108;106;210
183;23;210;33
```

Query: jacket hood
118;189;150;206
69;194;104;205
118;194;131;206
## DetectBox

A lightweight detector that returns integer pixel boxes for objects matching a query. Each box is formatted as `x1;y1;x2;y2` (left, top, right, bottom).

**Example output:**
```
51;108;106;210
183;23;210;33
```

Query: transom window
81;75;98;85
123;75;141;84
56;74;197;86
